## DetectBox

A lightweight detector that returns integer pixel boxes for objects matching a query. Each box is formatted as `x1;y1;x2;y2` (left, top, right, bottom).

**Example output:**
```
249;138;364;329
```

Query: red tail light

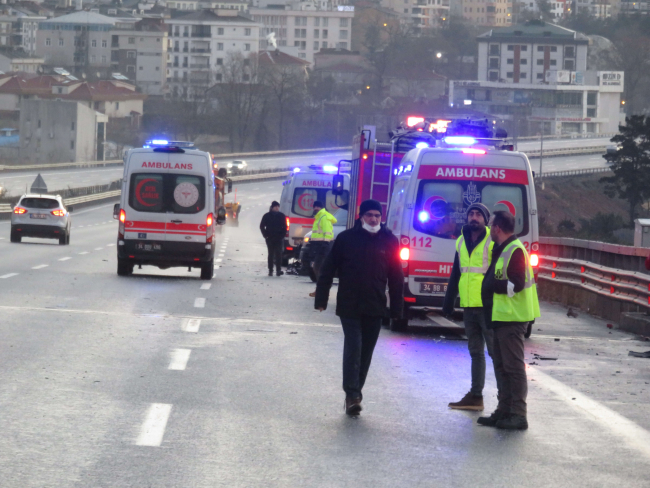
118;209;126;239
51;209;65;216
400;235;410;278
400;247;410;261
206;213;214;243
13;207;26;214
286;217;290;230
530;253;539;267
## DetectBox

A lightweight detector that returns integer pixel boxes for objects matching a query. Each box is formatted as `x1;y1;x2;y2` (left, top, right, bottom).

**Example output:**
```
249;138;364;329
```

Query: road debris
628;350;650;358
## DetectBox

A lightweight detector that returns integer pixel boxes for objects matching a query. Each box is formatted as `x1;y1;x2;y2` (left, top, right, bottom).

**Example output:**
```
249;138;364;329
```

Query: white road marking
168;348;192;370
218;253;224;257
0;273;18;279
215;258;222;263
107;243;115;246
214;265;220;269
194;297;206;308
94;247;103;251
184;318;201;333
58;257;71;261
200;283;211;290
32;264;49;269
78;226;84;228
530;367;650;460
136;403;172;447
79;251;89;255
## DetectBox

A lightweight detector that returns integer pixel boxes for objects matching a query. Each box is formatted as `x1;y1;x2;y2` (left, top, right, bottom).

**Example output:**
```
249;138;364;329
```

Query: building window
322;29;328;39
102;55;107;63
521;45;527;51
550;46;557;52
338;42;347;49
216;58;223;65
537;45;544;52
71;140;74;150
507;58;513;64
489;44;499;56
71;122;75;131
322;41;327;48
37;119;41;128
323;18;328;27
339;30;348;39
91;39;97;47
488;70;498;81
127;66;135;73
218;27;224;35
536;59;544;65
102;40;107;48
489;58;499;69
245;28;251;36
217;43;223;51
139;66;143;70
91;55;96;62
128;37;135;44
507;44;514;51
587;92;597;105
299;53;306;59
340;18;348;27
550;59;557;66
59;39;64;46
128;51;136;58
587;108;596;117
116;102;120;110
216;73;222;81
520;73;527;78
506;72;513;78
314;41;319;50
565;46;575;57
45;38;51;46
244;43;250;51
564;59;575;70
314;29;319;39
314;17;320;27
520;59;527;65
536;73;544;79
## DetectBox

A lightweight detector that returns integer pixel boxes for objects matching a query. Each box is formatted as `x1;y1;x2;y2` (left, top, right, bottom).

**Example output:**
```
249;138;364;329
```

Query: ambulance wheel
117;257;133;276
200;260;214;280
524;321;533;339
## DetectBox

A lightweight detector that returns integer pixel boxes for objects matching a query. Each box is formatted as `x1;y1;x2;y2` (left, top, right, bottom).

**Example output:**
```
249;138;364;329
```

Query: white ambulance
279;164;350;259
385;136;540;330
114;141;224;279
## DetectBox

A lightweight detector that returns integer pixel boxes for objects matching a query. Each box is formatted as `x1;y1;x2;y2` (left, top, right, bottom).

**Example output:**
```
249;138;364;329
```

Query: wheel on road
10;227;20;243
117;257;133;276
200;259;214;280
524;321;533;339
59;232;68;245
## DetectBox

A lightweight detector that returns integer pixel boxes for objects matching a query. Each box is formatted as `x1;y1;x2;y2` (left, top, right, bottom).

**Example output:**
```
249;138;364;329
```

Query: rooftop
170;9;257;22
40;11;117;26
478;20;589;44
257;50;310;66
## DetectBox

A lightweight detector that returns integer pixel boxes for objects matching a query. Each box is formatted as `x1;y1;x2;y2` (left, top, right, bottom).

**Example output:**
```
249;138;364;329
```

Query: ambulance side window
292;189;317;217
130;174;164;213
481;185;526;235
387;178;408;234
325;189;349;224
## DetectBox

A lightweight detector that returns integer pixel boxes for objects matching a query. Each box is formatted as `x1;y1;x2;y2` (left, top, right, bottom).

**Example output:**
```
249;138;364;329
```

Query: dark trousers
311;241;330;281
266;237;283;273
340;316;382;400
493;322;528;416
464;307;501;397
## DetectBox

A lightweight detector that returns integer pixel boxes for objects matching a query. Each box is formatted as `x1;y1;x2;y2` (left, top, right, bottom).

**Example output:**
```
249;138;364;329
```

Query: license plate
135;242;161;251
30;214;46;219
419;283;448;295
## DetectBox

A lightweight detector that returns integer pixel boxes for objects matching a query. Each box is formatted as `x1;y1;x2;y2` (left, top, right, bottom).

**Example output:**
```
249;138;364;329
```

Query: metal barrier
0;160;122;172
212;146;350;159
535;166;611;178
64;190;121;206
526;146;607;159
539;256;650;310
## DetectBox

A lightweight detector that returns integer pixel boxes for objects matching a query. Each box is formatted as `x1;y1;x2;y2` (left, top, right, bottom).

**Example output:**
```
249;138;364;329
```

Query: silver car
227;160;248;173
11;194;72;245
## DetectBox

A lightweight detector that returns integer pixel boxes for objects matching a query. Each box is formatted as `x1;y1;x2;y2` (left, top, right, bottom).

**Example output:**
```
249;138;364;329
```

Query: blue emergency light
444;136;476;146
418;211;430;223
293;167;301;173
415;142;429;149
323;165;338;173
150;139;169;145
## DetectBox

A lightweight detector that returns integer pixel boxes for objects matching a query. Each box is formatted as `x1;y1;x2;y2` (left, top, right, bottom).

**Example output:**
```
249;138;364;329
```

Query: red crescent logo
495;200;516;217
198;225;206;231
135;178;158;207
298;192;314;212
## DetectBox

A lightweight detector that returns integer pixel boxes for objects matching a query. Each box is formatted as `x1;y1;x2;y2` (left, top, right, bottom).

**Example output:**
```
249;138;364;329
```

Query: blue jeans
464;307;499;397
340;316;382;400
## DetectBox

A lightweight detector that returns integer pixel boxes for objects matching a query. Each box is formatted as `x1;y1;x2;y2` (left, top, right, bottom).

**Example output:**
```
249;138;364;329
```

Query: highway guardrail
535;166;611;178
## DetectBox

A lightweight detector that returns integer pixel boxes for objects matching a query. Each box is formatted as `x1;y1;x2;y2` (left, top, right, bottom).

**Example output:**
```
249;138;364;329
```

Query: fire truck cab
279;165;350;260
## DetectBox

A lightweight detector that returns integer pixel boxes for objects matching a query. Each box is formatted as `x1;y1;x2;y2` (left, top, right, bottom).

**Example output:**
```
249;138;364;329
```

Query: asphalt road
0;178;649;487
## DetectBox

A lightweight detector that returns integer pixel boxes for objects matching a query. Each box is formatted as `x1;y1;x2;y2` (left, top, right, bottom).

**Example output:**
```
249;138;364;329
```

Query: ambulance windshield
292;188;349;225
414;181;528;239
129;173;206;214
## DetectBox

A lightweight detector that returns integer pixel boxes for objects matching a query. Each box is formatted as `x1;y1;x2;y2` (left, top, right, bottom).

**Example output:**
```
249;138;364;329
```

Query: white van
279;165;350;259
115;141;224;279
385;142;540;329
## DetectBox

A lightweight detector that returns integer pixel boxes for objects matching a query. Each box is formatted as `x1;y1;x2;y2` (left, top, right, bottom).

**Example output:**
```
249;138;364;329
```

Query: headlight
227;163;233;168
304;236;309;243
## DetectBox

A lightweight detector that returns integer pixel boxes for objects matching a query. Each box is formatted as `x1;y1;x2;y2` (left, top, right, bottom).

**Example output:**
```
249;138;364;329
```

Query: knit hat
467;202;490;224
313;200;324;209
271;201;280;208
359;199;383;216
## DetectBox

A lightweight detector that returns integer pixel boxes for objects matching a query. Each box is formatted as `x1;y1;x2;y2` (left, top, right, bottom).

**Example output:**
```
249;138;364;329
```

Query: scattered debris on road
628;350;650;358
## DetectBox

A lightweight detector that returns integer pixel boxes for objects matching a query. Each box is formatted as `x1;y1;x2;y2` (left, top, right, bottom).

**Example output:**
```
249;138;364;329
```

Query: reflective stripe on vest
311;210;334;241
492;239;541;322
456;228;494;308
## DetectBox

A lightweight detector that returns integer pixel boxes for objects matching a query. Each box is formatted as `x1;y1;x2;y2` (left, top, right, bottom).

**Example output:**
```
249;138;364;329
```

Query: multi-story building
110;18;168;96
450;21;624;136
619;0;649;14
380;0;449;31
477;20;588;83
165;0;249;11
0;48;44;73
0;14;47;54
574;0;612;17
166;10;262;96
515;0;566;20
251;3;355;63
456;0;513;26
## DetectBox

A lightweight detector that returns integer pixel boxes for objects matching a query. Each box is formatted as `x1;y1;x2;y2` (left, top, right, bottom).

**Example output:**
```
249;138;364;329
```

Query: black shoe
496;414;528;430
345;396;362;416
276;270;284;276
268;270;273;276
477;410;507;427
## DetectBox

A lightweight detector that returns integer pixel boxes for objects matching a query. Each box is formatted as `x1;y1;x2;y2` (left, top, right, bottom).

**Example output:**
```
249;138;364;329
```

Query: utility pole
539;130;544;176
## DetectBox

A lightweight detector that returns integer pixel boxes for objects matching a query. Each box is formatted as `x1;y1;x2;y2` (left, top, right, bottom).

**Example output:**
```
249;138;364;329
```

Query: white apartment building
380;0;450;30
166;10;262;96
517;0;566;19
457;0;513;26
251;5;354;62
477;20;588;83
165;0;249;11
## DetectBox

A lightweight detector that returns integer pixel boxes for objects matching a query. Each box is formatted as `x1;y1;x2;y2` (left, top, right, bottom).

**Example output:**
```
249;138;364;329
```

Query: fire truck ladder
369;139;395;210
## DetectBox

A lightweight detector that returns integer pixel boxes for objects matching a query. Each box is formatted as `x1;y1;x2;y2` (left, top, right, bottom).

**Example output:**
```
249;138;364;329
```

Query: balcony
190;48;211;54
191;32;211;38
190;64;210;69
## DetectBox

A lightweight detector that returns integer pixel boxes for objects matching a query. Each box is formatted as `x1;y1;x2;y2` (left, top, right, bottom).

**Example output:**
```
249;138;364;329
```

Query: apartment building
250;5;355;63
380;0;449;30
165;0;250;10
458;0;513;26
0;48;44;73
166;10;262;96
516;0;566;19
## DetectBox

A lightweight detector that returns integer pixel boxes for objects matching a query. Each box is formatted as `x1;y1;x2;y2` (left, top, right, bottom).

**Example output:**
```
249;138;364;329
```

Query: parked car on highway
10;194;72;245
227;160;248;173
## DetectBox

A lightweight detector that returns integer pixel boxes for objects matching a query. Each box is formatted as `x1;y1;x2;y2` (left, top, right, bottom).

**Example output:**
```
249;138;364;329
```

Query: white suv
11;194;72;245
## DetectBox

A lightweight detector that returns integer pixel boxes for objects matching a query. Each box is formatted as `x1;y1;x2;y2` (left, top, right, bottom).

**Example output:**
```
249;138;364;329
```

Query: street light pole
539;130;544;176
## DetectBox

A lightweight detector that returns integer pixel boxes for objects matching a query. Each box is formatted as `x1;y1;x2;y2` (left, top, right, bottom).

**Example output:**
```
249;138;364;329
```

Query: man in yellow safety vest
443;202;500;412
478;210;540;430
308;201;337;298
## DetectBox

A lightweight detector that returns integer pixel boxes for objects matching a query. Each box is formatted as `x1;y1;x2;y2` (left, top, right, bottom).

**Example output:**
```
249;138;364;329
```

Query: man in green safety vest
443;202;500;412
308;200;337;298
478;210;540;430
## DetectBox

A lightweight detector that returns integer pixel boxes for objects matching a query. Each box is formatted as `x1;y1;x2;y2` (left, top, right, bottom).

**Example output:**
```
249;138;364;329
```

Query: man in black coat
259;201;287;276
315;199;404;416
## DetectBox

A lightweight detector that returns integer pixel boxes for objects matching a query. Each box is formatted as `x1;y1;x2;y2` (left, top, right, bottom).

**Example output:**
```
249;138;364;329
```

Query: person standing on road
478;210;540;430
443;203;499;412
308;200;337;298
259;201;287;277
315;199;403;416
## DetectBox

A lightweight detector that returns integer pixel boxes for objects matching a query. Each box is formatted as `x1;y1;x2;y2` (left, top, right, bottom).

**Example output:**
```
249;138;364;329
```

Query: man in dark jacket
315;199;404;416
259;201;287;276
